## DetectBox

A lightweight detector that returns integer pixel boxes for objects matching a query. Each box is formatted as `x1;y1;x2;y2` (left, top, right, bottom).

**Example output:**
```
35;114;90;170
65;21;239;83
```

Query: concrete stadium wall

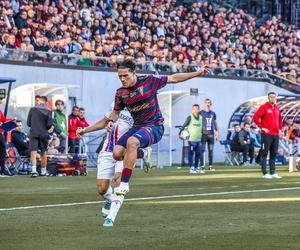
0;63;291;164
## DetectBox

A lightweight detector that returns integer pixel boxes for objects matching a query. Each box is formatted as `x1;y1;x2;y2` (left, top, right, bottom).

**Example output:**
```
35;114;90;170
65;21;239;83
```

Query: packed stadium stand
0;0;299;83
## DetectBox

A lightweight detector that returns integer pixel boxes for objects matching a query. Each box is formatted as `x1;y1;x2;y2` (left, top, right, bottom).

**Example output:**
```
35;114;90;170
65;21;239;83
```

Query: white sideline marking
135;197;300;204
1;186;300;212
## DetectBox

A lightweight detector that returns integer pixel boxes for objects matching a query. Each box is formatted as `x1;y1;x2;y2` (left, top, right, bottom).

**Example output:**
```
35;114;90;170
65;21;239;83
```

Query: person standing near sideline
200;98;219;172
253;92;282;179
68;106;80;153
27;96;53;177
53;100;68;152
179;104;203;174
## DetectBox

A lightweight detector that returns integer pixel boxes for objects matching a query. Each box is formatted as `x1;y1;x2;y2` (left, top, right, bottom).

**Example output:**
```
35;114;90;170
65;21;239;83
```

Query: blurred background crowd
0;0;299;82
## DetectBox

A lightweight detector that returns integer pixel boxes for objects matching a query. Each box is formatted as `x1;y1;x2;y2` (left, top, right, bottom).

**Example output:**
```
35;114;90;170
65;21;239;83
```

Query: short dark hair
204;98;212;105
35;95;41;100
40;96;47;102
79;107;85;111
72;105;79;111
55;99;64;106
244;122;250;126
234;124;240;128
192;104;199;108
15;119;22;123
268;92;276;96
117;59;136;72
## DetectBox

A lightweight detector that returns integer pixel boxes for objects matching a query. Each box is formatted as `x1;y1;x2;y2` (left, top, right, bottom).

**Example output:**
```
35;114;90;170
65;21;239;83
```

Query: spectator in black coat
15;10;29;29
231;122;254;165
11;120;29;156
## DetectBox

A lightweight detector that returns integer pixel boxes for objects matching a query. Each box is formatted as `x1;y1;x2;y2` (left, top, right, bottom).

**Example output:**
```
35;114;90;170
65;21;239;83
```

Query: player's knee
97;185;107;195
126;137;140;150
113;146;125;161
113;150;123;161
98;186;107;195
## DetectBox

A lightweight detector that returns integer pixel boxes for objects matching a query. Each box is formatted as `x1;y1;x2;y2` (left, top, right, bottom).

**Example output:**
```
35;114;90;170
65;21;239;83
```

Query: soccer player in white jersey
96;104;151;227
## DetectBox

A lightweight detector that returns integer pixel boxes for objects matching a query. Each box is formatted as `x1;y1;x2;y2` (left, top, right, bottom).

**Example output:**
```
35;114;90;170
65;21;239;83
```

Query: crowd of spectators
0;0;299;82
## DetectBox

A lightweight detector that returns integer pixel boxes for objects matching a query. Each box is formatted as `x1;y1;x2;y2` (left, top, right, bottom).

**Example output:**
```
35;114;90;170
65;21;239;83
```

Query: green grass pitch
1;166;300;250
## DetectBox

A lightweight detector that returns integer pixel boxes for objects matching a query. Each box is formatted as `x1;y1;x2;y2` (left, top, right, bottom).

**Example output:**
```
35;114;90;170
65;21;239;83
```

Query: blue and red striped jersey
114;75;168;128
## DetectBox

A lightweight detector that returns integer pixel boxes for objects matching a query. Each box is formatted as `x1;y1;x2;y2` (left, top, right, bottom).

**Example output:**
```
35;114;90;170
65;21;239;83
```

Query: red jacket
78;117;89;128
253;102;282;136
0;110;8;134
68;114;89;140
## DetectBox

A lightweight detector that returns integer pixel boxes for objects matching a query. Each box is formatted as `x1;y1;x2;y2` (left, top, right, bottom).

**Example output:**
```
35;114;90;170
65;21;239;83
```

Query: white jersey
102;109;133;153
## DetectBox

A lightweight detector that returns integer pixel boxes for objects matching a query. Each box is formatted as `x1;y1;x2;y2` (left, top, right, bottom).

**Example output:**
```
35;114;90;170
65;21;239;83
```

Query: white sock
32;166;37;173
41;167;46;175
289;143;293;155
103;186;113;202
106;194;124;222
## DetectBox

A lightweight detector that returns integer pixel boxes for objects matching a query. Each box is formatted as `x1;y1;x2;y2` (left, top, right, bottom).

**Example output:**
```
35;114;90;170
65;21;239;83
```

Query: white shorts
97;151;123;180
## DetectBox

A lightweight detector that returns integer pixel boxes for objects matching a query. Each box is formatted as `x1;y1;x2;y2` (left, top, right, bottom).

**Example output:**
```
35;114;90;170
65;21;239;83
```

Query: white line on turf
1;186;300;212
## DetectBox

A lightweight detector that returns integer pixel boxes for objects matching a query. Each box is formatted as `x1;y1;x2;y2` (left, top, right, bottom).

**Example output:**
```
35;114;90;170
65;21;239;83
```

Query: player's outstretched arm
77;110;120;137
167;65;209;84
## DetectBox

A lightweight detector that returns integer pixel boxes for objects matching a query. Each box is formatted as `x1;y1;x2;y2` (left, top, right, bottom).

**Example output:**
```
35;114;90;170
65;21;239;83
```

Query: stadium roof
0;77;16;84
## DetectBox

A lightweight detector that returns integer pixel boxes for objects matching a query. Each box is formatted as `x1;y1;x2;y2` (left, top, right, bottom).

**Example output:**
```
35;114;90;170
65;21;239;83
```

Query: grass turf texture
1;166;300;250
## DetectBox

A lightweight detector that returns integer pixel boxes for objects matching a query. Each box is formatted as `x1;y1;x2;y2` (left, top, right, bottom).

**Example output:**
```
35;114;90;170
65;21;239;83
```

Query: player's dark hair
16;119;22;123
40;96;47;102
117;59;136;72
234;124;240;128
243;122;250;126
79;107;85;111
268;92;276;96
192;104;199;108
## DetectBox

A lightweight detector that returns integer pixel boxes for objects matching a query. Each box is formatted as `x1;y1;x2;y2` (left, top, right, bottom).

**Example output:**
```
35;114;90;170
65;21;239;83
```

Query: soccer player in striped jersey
78;60;209;217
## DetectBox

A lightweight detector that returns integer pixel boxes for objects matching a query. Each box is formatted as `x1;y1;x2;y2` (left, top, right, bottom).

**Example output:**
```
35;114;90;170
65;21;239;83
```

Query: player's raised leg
114;125;163;195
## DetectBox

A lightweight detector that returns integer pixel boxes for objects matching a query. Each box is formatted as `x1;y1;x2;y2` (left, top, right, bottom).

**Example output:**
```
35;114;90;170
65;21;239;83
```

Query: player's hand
261;128;270;133
215;131;220;141
48;125;54;133
197;65;210;76
106;121;114;133
76;128;85;137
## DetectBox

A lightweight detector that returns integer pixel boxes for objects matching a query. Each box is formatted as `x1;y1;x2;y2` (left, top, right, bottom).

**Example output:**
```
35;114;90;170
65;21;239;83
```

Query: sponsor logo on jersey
128;103;150;113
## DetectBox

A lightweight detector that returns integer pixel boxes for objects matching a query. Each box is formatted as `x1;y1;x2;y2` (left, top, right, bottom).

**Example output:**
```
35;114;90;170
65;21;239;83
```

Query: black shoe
40;172;49;177
31;172;38;178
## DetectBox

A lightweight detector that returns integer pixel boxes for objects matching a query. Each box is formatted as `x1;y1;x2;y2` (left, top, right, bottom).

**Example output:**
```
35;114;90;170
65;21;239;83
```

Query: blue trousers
188;141;202;168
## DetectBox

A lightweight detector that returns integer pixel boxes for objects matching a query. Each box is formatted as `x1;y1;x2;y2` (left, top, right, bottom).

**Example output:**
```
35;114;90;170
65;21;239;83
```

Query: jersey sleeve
253;105;265;129
113;91;125;111
153;75;168;91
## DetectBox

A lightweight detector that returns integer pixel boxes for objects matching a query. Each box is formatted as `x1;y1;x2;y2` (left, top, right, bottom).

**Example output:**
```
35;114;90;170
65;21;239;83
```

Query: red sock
121;168;132;183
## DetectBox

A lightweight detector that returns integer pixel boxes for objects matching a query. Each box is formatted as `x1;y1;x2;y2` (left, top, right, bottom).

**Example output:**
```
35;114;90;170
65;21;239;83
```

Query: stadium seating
0;1;298;82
